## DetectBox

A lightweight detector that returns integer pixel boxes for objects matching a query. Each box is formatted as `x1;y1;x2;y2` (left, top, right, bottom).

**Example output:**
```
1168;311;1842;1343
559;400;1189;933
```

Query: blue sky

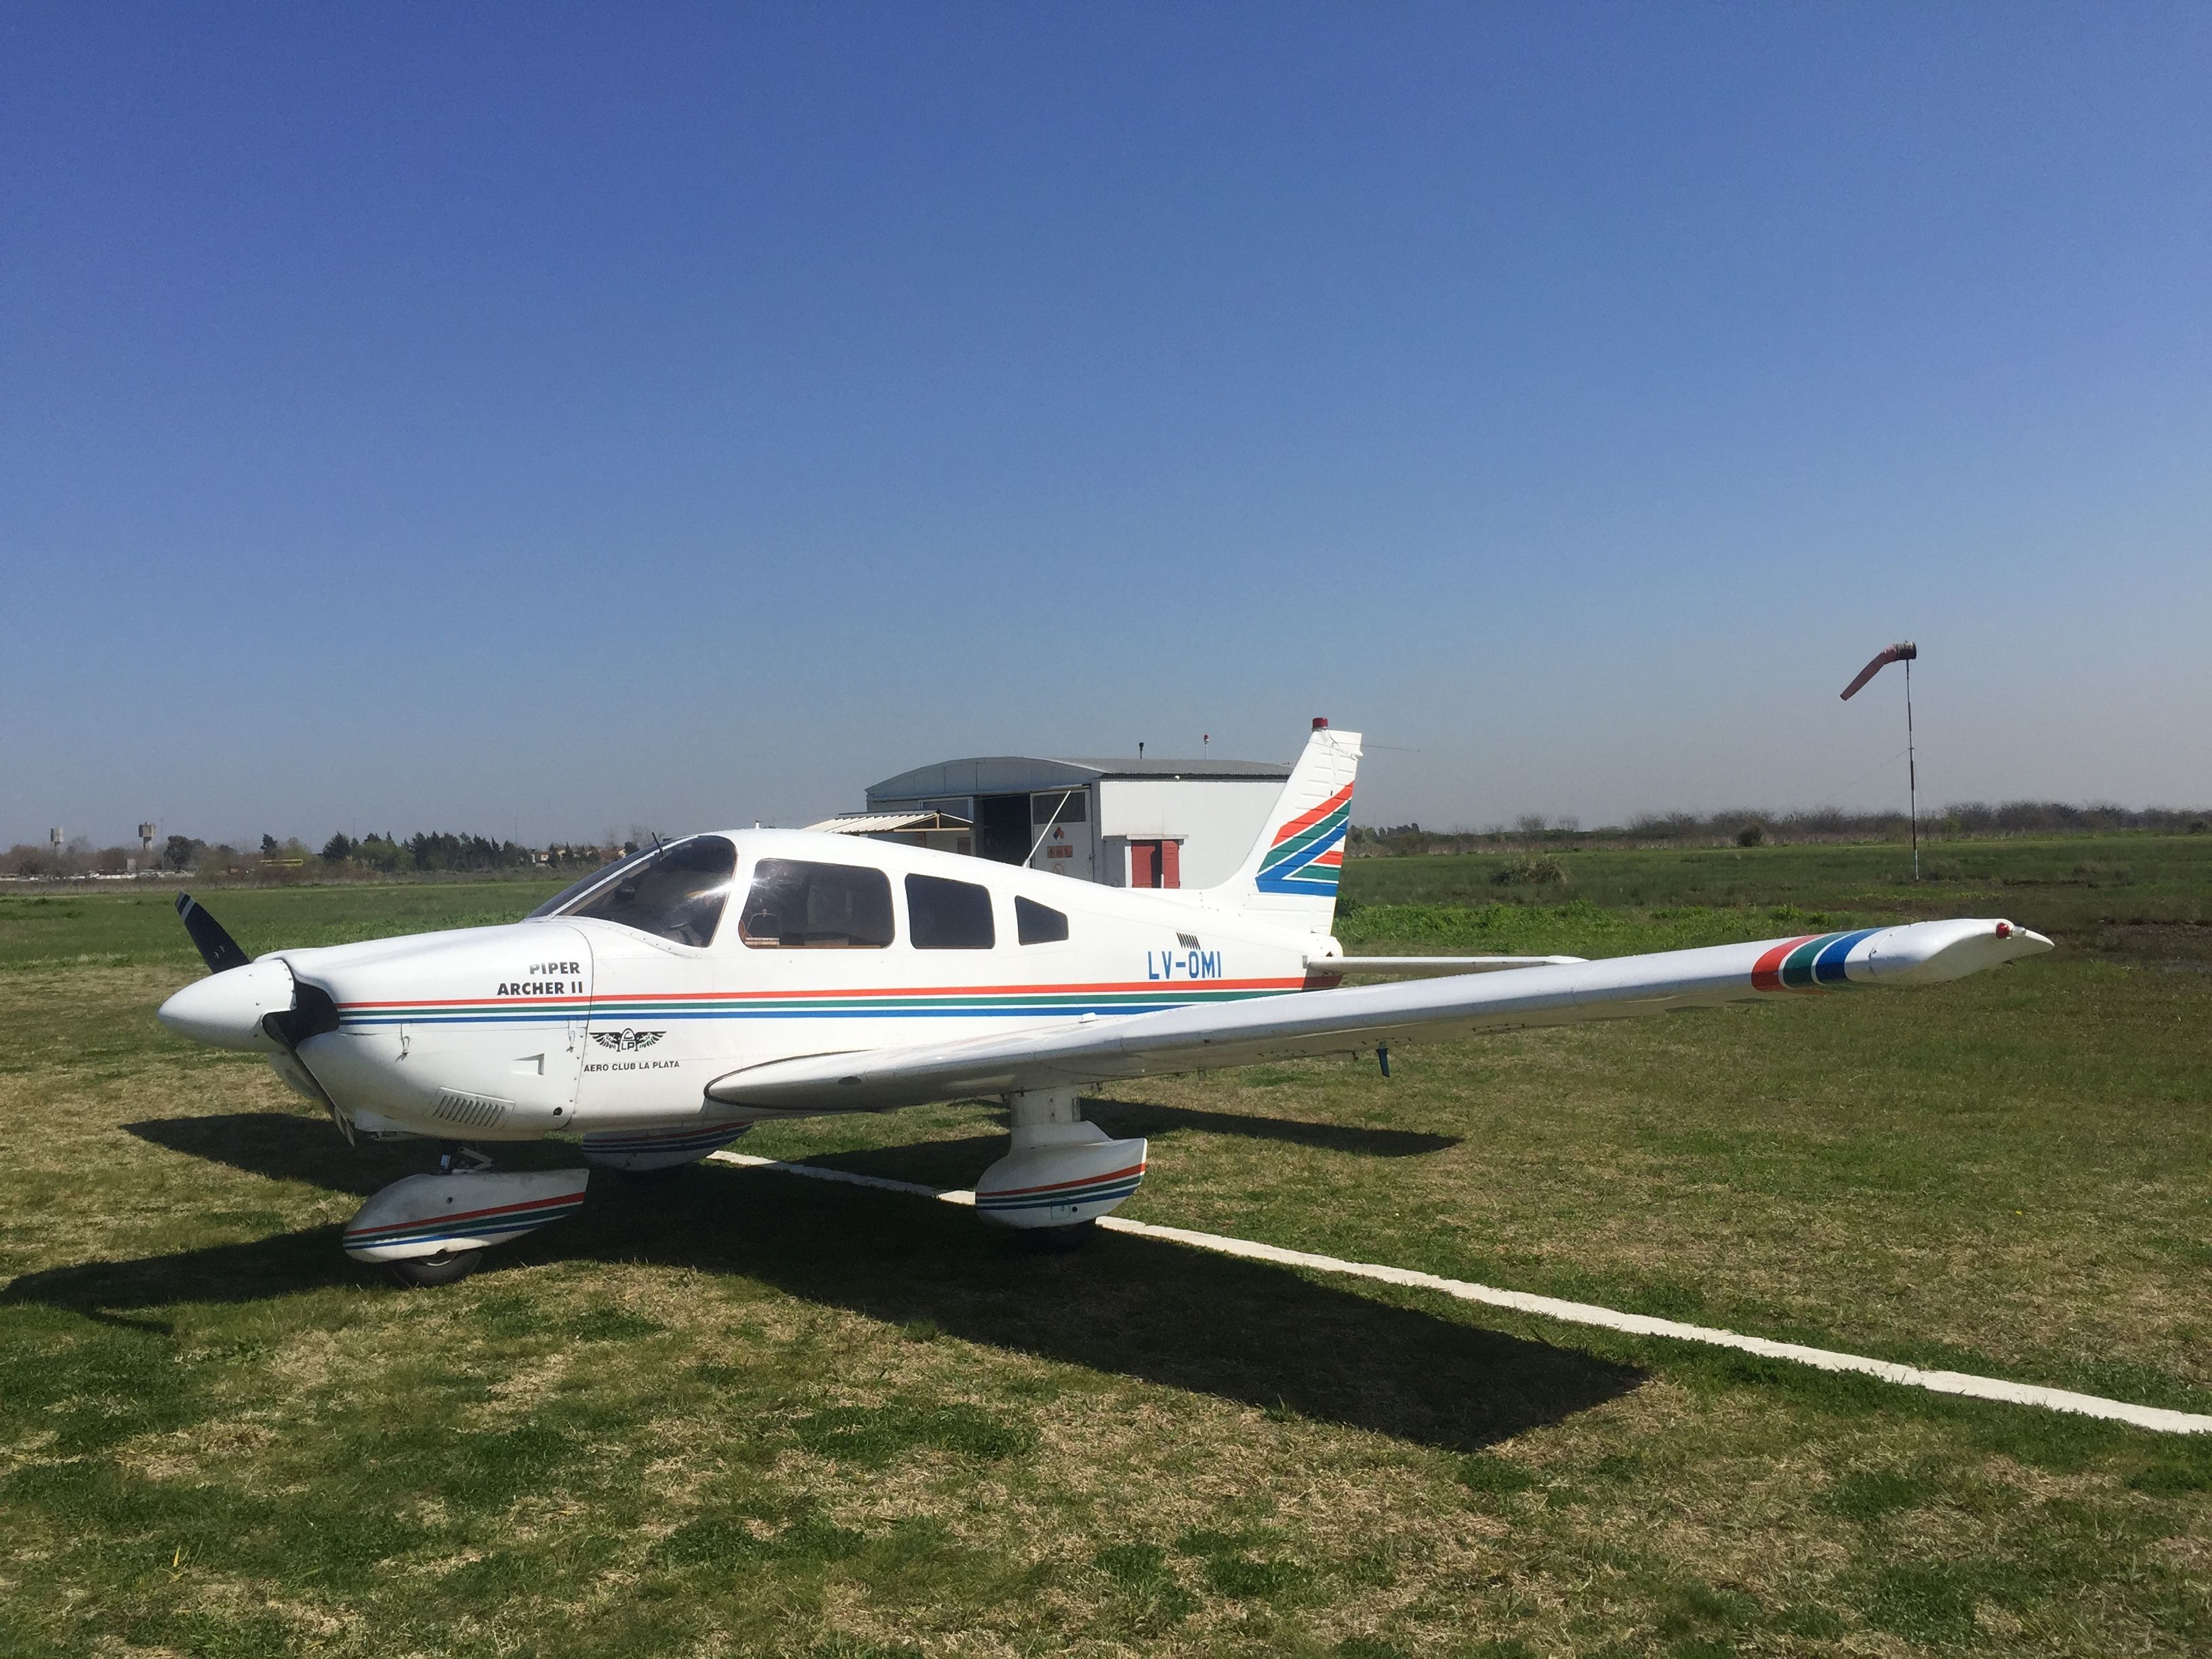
5;3;2207;848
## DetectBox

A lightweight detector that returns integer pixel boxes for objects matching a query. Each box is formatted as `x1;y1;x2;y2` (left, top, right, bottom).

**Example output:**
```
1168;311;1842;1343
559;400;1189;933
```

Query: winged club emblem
590;1029;665;1052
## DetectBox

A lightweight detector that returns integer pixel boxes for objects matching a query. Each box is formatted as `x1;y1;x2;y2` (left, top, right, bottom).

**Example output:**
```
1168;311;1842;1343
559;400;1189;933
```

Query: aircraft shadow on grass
121;1094;1456;1200
8;1111;1636;1453
1078;1097;1458;1158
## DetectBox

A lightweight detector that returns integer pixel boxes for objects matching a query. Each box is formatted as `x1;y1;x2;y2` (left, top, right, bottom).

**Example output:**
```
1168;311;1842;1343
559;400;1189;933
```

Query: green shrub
1490;855;1567;888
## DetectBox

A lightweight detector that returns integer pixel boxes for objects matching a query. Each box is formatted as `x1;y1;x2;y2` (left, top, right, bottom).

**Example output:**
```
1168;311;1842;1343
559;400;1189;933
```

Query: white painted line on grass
708;1151;2212;1436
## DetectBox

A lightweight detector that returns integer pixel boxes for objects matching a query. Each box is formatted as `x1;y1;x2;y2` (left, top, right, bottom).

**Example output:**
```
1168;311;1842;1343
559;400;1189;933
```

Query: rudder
1211;722;1361;930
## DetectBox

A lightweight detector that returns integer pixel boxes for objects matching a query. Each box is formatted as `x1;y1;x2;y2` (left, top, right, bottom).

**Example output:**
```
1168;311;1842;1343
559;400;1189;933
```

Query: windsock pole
1839;640;1921;881
1905;652;1917;880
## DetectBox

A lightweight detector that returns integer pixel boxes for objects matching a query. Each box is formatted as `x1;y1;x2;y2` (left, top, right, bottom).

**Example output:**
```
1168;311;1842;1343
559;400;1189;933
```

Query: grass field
2;839;2209;1656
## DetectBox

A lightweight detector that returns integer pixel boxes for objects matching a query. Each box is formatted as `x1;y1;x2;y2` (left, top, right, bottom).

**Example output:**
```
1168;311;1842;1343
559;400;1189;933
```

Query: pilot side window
905;874;995;949
1015;895;1069;945
562;836;736;947
739;859;895;949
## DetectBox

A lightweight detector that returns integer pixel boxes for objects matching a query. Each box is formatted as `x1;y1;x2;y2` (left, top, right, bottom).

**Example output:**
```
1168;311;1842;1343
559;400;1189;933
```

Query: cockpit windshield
527;846;658;920
535;836;737;947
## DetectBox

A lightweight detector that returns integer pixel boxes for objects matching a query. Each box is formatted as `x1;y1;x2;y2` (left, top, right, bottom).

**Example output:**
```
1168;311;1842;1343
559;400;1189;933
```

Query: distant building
808;751;1293;889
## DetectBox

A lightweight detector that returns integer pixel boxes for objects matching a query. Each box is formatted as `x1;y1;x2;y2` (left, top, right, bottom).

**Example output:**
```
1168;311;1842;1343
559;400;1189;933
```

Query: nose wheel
342;1147;590;1287
386;1249;484;1288
1020;1221;1097;1254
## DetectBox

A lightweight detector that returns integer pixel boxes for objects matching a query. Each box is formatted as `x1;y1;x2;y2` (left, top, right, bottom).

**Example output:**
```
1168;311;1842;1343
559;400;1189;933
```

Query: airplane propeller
176;893;251;974
165;893;353;1145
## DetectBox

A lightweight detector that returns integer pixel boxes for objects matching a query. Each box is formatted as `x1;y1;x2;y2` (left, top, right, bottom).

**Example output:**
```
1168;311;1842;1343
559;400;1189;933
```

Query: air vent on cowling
431;1089;512;1128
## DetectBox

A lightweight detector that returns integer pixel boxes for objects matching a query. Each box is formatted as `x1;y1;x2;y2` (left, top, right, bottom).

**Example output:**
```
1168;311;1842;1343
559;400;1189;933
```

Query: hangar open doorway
971;794;1032;866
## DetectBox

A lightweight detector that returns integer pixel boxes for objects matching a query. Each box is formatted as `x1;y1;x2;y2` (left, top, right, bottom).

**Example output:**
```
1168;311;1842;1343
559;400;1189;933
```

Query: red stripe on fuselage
339;977;1309;1012
340;995;594;1010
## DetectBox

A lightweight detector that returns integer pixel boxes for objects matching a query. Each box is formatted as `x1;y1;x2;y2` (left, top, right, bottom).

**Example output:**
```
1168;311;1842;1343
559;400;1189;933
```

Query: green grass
0;880;571;972
1340;834;2212;960
2;837;2209;1654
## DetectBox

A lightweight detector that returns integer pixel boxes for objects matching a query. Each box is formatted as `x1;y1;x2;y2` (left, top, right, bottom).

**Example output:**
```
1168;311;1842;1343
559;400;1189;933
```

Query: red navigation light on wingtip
1311;716;1329;729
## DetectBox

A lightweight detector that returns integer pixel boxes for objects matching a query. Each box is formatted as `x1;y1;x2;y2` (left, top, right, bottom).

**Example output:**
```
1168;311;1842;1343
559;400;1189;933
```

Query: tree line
9;797;2207;881
1352;799;2212;857
1;832;630;881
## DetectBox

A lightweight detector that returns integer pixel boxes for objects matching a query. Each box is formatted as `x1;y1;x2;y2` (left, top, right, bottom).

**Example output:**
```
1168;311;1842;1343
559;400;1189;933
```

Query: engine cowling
281;923;596;1140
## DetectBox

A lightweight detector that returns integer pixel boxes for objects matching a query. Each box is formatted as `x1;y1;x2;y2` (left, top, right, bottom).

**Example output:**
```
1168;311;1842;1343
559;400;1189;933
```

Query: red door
1128;840;1181;888
1130;841;1158;888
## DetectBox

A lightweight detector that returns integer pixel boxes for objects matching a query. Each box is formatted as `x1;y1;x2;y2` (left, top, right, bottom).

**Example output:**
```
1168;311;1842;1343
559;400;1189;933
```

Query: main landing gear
342;1147;590;1288
975;1087;1148;1250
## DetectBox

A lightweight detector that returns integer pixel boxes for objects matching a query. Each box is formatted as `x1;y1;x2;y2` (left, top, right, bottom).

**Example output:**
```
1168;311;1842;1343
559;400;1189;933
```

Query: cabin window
560;836;736;947
1015;895;1069;945
906;874;996;949
739;859;895;949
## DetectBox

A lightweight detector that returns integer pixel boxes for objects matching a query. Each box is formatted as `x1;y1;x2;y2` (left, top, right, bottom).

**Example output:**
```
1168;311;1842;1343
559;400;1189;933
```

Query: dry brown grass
3;896;2210;1655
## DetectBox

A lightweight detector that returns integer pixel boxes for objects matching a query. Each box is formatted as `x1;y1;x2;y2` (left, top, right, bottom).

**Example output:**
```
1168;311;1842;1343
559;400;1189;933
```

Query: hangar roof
803;811;973;835
869;754;1290;802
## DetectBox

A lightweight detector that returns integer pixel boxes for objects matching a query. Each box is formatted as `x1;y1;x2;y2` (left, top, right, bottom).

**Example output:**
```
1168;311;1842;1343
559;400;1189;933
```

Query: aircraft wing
703;918;2051;1116
1307;954;1586;975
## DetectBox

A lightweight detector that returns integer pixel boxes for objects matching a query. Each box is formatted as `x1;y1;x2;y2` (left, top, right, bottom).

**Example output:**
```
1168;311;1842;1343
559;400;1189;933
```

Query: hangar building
813;750;1294;889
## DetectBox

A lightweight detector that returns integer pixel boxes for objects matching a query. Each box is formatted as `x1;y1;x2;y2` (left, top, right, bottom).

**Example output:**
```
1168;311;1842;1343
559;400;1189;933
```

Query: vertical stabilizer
1208;723;1361;931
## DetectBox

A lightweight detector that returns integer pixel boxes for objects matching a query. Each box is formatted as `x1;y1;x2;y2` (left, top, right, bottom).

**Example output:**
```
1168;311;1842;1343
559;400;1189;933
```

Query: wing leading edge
703;918;2051;1116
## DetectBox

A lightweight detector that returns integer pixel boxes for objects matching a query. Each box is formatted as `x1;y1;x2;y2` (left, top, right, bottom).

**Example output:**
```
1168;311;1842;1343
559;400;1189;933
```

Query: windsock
1841;640;1917;701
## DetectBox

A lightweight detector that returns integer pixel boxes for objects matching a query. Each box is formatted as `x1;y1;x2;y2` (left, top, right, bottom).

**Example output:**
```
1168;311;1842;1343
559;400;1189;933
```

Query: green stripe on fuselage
581;986;1289;1015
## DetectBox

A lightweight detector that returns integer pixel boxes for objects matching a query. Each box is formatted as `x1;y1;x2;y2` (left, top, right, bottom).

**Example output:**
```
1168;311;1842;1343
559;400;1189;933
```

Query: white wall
1095;778;1282;888
1024;784;1097;881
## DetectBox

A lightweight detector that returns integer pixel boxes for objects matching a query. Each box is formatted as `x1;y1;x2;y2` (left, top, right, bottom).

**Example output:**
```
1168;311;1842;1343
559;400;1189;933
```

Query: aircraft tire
386;1249;485;1288
611;1163;689;1187
1021;1221;1096;1254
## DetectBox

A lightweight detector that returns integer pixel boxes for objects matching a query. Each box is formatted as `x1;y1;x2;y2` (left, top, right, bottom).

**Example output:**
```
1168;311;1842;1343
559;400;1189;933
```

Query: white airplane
159;723;2053;1285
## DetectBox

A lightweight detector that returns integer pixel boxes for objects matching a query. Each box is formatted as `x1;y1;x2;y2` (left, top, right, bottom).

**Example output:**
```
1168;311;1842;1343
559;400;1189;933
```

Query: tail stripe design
1255;782;1354;895
1750;929;1881;992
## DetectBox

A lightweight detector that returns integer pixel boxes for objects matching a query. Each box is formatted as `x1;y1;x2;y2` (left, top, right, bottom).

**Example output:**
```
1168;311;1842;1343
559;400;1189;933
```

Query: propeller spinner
159;894;352;1143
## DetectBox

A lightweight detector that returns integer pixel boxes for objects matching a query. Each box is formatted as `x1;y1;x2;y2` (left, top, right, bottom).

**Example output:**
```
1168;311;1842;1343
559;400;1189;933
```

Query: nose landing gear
387;1248;485;1288
343;1147;590;1288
